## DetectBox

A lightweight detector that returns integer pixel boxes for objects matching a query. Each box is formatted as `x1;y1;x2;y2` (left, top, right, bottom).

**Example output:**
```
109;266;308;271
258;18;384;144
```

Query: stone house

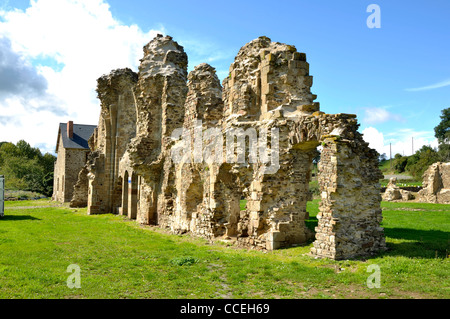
52;121;96;203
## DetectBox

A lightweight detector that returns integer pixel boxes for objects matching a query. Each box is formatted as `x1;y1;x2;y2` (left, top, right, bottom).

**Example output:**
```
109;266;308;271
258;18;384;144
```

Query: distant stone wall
381;186;422;193
418;162;450;203
64;148;88;202
84;35;386;260
70;165;89;208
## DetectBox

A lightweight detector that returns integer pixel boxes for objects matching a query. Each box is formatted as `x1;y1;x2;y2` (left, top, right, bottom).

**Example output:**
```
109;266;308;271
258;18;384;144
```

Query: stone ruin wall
76;34;386;260
418;162;450;204
83;68;138;214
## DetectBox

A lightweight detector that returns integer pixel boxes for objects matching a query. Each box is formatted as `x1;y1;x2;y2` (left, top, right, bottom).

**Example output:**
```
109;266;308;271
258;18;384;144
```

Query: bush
169;256;199;266
393;154;408;173
0;140;55;197
406;146;439;179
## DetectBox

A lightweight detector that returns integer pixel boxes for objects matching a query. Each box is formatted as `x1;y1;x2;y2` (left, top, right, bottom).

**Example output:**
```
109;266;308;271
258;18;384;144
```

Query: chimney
67;121;73;139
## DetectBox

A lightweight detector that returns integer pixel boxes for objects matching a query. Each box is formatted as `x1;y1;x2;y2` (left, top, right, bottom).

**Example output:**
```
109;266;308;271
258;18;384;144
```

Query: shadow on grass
1;215;41;221
384;227;448;242
383;227;449;259
304;219;448;259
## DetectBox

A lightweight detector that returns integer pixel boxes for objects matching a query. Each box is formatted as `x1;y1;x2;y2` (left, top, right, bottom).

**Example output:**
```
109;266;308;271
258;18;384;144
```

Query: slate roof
56;123;97;152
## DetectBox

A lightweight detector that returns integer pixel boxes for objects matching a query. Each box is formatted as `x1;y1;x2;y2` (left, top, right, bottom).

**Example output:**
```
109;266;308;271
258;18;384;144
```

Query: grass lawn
0;199;448;299
379;180;423;187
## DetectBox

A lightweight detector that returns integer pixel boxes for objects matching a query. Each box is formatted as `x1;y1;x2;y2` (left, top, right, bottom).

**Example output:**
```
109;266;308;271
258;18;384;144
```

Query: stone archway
185;168;203;225
213;163;246;239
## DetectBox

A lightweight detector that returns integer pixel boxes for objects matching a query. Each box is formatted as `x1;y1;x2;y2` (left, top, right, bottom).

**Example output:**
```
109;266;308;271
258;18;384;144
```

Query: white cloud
405;78;450;92
177;37;234;81
363;107;403;124
361;127;385;154
362;126;439;157
0;0;163;154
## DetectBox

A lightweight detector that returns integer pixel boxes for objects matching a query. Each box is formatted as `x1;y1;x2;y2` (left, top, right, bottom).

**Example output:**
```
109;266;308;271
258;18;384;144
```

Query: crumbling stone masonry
85;68;138;214
382;177;413;202
418;162;450;204
79;35;386;260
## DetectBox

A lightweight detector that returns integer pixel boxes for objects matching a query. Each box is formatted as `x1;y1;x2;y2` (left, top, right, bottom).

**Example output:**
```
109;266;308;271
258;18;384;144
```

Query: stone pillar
311;135;386;260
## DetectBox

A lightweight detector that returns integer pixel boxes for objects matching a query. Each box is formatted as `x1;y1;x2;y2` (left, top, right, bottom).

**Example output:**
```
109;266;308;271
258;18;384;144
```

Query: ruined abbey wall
85;69;138;214
79;35;386;260
418;162;450;204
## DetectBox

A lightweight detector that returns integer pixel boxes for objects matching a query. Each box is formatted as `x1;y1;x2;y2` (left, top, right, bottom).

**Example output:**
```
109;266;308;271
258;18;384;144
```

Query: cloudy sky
0;0;449;157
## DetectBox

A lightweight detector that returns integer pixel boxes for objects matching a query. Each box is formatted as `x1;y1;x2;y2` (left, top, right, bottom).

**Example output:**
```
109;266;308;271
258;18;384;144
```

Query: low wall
381;186;422;193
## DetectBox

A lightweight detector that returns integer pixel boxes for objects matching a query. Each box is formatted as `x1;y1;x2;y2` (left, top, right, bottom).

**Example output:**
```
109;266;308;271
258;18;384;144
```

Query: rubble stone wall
70;165;89;207
418;162;450;204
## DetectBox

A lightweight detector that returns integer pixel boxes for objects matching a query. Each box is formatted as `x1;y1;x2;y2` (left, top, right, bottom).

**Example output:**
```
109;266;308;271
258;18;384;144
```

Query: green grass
0;199;448;299
4;198;57;208
379;180;422;187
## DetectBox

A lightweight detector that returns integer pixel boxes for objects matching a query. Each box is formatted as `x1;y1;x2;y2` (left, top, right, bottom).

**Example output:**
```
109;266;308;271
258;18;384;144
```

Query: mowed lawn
0;199;448;299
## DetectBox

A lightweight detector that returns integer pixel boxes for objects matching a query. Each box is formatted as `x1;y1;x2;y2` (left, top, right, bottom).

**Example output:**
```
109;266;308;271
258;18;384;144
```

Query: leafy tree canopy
0;140;55;197
434;107;450;143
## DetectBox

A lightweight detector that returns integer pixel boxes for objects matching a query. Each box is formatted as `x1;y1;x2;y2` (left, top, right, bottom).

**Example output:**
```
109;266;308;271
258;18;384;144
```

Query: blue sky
0;0;449;157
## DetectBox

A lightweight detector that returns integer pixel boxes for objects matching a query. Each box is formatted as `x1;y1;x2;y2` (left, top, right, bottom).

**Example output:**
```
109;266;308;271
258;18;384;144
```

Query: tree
0;140;56;196
406;145;439;179
438;143;450;162
434;107;450;143
393;154;408;173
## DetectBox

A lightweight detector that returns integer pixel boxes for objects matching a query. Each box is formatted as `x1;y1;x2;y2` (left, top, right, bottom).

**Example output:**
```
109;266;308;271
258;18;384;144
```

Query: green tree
0;140;56;197
393;153;408;173
434;107;450;143
438;143;450;162
406;145;439;179
16;140;42;159
434;108;450;162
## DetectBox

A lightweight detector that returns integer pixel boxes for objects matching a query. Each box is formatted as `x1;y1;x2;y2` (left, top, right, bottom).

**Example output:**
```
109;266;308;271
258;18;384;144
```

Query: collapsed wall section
418;162;450;203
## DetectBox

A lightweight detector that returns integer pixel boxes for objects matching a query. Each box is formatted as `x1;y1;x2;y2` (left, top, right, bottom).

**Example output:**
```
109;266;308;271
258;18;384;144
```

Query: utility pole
412;137;414;155
390;143;392;169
